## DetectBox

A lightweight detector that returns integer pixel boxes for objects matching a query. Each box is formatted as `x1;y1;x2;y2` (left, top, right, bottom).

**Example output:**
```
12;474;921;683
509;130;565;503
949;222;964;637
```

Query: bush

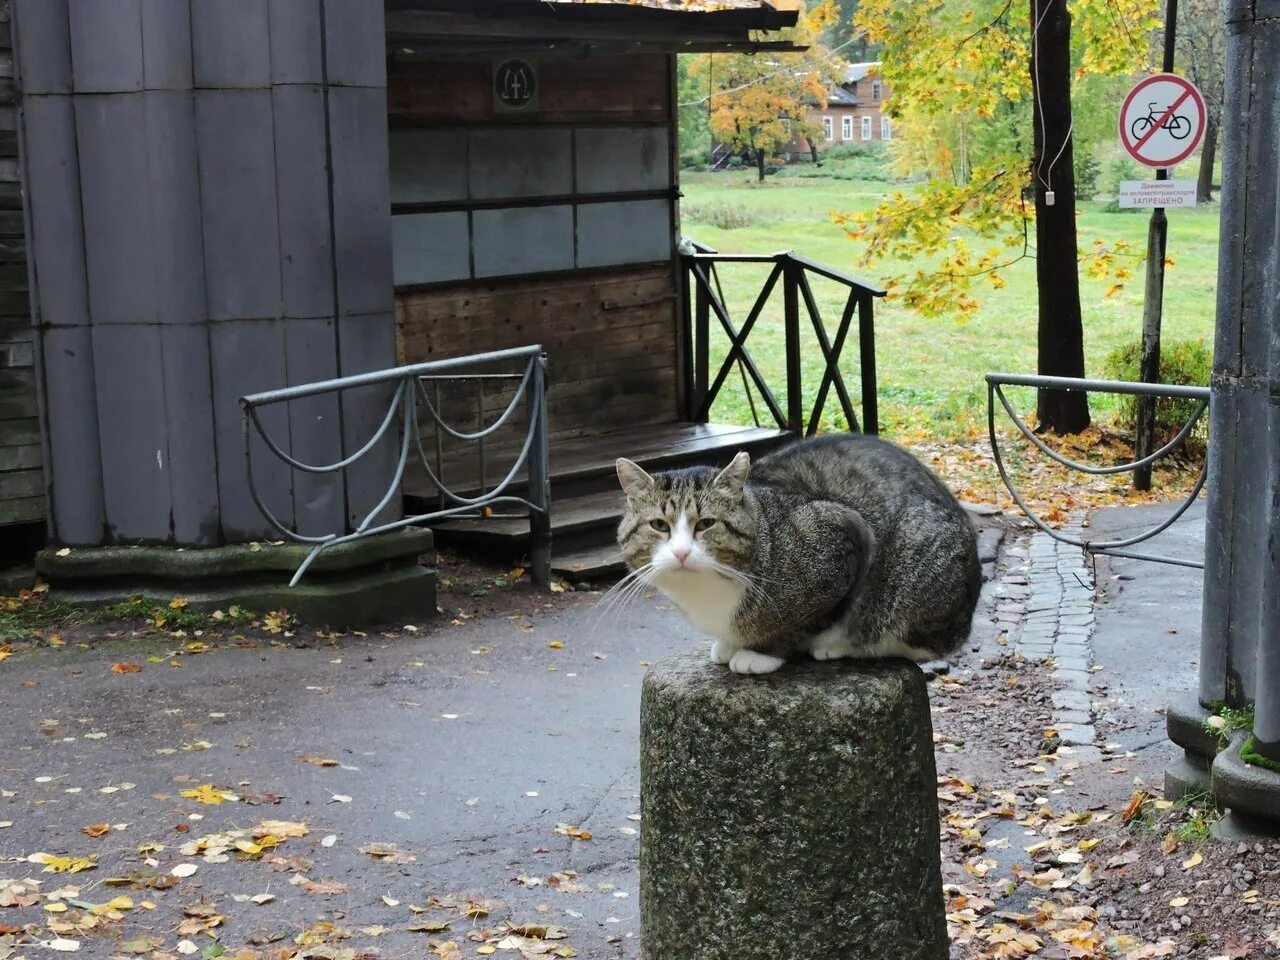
680;148;711;169
1100;154;1142;199
727;155;744;169
680;201;779;230
1075;150;1101;201
1101;338;1212;445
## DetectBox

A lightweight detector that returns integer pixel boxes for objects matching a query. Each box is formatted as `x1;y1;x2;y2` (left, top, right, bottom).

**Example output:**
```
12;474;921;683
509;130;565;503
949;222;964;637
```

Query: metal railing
987;372;1210;568
681;245;885;436
241;345;551;587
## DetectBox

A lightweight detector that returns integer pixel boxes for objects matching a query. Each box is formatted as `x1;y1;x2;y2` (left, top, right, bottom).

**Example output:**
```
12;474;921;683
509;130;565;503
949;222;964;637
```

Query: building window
823;116;833;141
872;81;881;101
861;116;872;141
782;118;792;135
842;116;853;140
881;117;892;141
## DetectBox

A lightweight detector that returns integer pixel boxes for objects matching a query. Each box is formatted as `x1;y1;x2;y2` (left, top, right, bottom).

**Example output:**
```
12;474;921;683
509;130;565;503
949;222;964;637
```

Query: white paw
728;650;785;675
809;628;855;661
709;640;735;664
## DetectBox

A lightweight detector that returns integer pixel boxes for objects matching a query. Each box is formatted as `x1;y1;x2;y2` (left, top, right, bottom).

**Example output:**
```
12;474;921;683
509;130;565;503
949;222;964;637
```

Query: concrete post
1169;0;1280;831
12;1;432;622
640;652;948;959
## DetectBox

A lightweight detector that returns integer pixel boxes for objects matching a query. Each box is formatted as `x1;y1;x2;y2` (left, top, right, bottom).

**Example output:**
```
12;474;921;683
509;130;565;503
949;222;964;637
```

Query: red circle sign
1118;73;1206;169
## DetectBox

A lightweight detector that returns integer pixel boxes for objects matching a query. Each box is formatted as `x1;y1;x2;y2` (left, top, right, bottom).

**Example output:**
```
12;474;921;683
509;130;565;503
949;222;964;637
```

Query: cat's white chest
653;569;745;641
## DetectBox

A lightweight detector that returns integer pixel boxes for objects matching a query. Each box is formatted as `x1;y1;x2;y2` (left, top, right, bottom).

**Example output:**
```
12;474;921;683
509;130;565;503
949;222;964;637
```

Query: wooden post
859;294;879;436
694;267;710;422
783;258;803;433
1135;0;1180;491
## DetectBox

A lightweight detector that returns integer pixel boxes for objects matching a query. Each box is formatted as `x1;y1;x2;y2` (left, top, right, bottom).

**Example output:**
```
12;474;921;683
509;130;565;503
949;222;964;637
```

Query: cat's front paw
728;650;785;675
709;640;735;665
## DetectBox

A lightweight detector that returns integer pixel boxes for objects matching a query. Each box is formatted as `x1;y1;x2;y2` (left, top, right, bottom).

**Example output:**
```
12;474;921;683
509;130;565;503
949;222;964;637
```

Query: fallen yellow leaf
547;641;565;650
1182;851;1203;870
110;662;142;675
82;824;111;838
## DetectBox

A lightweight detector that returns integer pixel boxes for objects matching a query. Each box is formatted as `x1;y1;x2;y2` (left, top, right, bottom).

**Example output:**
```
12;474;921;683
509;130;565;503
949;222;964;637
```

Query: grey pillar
1175;0;1280;830
13;0;397;548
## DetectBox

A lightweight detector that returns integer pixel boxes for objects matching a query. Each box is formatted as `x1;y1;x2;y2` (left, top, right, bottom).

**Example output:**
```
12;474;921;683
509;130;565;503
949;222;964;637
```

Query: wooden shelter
386;0;882;577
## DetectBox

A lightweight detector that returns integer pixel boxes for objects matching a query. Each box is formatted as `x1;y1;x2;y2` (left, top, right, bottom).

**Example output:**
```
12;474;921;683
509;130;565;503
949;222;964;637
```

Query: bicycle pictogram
1130;102;1191;141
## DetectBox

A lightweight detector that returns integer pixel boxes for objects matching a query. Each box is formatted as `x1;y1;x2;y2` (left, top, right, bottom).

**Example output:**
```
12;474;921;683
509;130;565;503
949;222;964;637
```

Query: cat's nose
672;547;691;565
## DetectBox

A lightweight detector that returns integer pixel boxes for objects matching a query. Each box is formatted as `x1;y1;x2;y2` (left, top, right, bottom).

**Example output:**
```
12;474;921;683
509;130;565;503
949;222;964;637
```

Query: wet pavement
1090;500;1205;777
0;501;1210;959
0;590;696;958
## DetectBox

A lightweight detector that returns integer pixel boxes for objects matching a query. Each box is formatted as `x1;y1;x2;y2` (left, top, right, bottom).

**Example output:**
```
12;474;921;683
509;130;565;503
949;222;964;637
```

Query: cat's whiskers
588;561;659;632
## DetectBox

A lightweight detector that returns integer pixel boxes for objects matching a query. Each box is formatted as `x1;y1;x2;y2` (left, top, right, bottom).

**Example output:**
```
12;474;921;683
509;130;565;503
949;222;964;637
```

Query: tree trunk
806;136;820;165
1031;0;1090;434
1197;116;1217;203
756;147;766;181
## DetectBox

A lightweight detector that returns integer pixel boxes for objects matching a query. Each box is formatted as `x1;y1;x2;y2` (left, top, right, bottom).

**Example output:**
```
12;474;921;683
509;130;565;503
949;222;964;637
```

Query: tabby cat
616;434;981;675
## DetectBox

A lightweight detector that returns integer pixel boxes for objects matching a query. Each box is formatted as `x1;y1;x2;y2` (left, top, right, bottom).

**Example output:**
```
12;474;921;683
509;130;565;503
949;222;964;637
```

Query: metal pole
859;294;878;435
1134;0;1179;491
527;354;552;588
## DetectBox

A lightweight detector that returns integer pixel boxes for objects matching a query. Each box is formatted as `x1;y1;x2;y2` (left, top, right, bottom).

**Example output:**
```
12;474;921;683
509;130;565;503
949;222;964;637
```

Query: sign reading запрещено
1118;180;1198;209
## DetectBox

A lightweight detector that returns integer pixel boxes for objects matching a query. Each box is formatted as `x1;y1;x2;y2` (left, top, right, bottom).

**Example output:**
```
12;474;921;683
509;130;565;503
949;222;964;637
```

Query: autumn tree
841;0;1161;433
686;3;839;181
1177;0;1225;202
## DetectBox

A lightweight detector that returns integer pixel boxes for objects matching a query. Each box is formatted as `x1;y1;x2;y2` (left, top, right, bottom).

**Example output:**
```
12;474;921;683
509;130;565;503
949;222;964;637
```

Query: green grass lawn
679;168;1220;439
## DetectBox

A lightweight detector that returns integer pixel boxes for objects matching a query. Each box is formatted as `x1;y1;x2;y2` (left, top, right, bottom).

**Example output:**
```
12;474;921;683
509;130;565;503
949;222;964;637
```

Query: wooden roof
385;0;803;54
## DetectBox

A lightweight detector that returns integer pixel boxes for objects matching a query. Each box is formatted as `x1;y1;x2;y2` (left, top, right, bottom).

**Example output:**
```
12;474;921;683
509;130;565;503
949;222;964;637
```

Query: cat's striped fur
616;434;981;675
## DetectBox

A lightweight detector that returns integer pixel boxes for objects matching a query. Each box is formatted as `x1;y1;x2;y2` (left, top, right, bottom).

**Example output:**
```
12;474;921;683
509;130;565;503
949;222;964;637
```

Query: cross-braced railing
987;372;1209;568
241;345;551;587
681;244;885;436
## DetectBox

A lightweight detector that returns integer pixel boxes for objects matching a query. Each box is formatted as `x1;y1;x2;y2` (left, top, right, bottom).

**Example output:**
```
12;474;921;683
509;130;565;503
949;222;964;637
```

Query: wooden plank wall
0;0;42;527
390;51;682;442
397;265;679;443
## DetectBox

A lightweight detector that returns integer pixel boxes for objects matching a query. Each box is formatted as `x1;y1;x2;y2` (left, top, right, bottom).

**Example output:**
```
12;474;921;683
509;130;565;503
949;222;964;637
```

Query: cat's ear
713;451;751;496
616;458;654;499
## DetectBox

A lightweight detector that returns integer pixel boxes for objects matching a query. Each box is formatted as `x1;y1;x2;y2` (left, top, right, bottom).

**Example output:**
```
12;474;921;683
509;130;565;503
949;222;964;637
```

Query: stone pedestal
640;652;947;960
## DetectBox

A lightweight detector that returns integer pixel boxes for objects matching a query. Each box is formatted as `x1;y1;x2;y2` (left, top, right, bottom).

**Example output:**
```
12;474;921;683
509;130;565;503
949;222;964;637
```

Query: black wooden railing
680;244;886;436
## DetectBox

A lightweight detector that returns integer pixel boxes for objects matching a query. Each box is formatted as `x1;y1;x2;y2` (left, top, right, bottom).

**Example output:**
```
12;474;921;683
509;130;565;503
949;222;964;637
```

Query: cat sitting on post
615;434;981;675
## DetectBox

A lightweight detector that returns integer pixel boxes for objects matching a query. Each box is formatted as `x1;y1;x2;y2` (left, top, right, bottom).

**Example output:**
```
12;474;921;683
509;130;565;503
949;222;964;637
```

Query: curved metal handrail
240;346;552;588
985;373;1210;568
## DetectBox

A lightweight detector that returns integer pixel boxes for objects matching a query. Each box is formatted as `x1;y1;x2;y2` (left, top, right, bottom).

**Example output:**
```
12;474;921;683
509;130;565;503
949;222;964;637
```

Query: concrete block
68;0;144;93
575;125;669;194
473;205;574;278
91;324;173;541
191;0;271;89
268;0;323;85
211;319;292;540
195;89;282;321
144;91;204;324
39;325;104;544
74;94;157;324
469;128;572;199
576;199;671;268
641;653;947;960
21;96;89;327
273;84;335;319
161;324;220;545
389;129;468;204
12;0;73;94
284;316;344;538
391;212;471;286
327;86;394;316
322;0;384;88
141;0;193;90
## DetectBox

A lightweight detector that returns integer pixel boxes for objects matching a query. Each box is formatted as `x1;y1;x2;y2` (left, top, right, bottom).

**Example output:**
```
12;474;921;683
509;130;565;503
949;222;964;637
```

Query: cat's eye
650;519;670;533
694;518;717;532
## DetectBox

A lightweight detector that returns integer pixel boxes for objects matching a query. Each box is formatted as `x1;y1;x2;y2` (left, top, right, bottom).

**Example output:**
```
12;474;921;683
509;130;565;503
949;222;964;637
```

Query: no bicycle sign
1118;73;1206;169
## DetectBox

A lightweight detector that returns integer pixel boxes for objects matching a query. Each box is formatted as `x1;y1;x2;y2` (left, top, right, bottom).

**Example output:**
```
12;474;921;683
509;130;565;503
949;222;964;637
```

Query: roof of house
386;0;803;52
843;61;882;83
827;85;859;106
